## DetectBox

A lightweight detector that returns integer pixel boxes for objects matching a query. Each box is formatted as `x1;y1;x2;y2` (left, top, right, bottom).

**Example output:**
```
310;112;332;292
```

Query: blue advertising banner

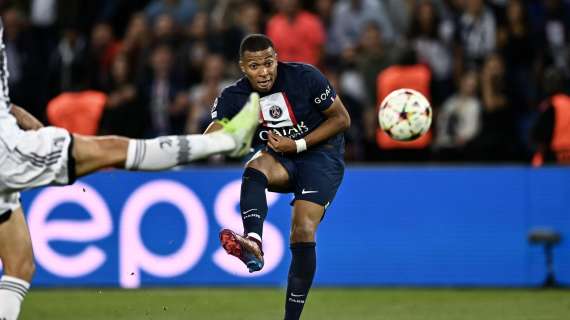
9;167;570;287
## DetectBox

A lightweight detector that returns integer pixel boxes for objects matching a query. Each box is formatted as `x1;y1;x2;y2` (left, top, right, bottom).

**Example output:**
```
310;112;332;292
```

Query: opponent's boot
218;92;260;158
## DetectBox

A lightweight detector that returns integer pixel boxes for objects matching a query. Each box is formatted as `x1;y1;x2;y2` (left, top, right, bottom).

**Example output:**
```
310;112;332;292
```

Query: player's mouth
257;78;272;89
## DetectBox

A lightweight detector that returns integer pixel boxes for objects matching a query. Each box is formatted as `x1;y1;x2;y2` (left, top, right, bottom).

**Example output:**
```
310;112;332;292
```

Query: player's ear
239;60;246;73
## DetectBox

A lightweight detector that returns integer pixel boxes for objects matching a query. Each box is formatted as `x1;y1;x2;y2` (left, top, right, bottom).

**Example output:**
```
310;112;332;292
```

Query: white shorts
0;126;74;216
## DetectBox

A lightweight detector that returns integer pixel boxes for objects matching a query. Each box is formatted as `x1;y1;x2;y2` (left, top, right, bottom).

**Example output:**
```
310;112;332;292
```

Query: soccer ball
378;88;432;141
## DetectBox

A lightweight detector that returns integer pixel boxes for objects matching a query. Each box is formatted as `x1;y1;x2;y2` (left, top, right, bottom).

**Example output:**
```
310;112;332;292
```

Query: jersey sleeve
210;87;246;121
305;66;337;112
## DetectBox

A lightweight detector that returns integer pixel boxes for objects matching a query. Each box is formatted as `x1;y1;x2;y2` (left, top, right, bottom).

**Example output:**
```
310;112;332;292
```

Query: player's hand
267;131;297;154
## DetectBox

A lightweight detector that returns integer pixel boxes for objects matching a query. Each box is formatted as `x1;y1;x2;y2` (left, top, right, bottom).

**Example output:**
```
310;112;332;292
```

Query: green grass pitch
21;288;570;320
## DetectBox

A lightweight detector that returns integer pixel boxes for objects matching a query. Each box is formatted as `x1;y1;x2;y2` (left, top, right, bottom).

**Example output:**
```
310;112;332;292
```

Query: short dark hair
239;34;274;58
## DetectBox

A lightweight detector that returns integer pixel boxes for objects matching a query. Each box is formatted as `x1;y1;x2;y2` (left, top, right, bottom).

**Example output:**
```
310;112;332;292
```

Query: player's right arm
9;104;44;130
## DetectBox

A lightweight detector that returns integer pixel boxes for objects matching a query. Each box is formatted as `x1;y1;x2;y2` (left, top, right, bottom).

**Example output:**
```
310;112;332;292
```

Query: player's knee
290;225;317;243
4;253;35;282
245;158;270;179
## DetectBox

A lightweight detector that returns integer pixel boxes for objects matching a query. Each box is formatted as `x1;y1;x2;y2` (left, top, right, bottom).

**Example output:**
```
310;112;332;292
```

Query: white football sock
0;275;30;320
125;132;236;170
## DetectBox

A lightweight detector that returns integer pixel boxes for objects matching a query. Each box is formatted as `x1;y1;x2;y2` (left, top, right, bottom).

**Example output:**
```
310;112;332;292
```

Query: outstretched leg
0;208;34;320
72;92;260;177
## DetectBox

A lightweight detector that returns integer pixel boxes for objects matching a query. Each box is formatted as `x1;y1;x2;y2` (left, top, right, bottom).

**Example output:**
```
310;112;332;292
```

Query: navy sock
240;168;268;238
284;242;316;320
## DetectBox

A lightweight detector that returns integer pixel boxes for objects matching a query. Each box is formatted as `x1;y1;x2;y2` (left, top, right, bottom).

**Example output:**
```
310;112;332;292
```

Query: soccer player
0;22;261;320
206;34;350;319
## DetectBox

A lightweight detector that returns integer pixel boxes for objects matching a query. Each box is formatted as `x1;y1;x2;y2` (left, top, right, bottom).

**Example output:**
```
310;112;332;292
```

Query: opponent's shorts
264;145;344;209
0;126;76;217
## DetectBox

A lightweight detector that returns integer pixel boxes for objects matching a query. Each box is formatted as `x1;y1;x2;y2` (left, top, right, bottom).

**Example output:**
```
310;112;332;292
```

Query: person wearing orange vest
531;68;570;165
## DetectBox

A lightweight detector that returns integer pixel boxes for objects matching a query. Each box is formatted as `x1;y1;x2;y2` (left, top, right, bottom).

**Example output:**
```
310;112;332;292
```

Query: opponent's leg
72;93;260;177
284;200;324;320
0;208;34;320
219;151;290;272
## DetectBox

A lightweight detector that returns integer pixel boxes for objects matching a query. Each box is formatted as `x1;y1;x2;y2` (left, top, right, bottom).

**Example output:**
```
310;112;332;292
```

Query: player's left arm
268;96;350;153
9;103;44;130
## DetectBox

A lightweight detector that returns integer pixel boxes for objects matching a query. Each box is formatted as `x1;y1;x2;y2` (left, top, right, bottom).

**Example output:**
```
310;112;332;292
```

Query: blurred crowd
1;0;570;163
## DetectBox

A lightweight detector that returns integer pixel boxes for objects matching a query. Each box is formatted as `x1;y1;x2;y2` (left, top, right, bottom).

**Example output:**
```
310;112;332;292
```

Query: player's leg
284;200;324;320
72;132;235;176
283;150;344;320
219;151;291;272
72;92;261;177
0;207;34;320
241;151;290;241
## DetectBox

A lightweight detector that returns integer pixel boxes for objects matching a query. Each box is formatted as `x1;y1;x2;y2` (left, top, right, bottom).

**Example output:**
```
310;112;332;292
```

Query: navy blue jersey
212;62;343;154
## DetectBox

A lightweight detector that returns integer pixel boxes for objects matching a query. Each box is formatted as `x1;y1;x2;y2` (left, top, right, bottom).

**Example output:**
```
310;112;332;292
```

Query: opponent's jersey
212;62;344;154
0;18;21;150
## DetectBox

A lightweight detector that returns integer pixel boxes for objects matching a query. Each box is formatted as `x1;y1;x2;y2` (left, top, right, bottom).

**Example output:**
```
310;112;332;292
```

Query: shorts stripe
15;149;62;168
15;149;62;163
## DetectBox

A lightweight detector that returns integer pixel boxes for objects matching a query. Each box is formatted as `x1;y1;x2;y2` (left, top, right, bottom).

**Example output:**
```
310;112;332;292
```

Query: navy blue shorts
264;146;344;209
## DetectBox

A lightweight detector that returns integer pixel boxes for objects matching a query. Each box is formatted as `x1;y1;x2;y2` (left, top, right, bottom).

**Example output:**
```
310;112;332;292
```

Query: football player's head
239;34;278;92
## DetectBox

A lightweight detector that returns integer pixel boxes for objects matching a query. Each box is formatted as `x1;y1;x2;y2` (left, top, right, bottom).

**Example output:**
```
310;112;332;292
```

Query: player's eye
249;64;257;69
264;61;273;67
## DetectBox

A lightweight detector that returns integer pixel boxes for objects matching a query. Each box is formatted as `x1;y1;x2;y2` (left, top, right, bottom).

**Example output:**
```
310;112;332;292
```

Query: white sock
125;132;236;170
0;275;30;320
247;232;262;243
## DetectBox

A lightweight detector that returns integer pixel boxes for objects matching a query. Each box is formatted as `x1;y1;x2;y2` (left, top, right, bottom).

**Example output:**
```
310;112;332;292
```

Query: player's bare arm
267;96;350;154
9;104;44;130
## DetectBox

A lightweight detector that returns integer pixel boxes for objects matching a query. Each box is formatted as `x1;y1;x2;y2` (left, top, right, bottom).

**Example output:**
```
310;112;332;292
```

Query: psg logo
269;105;282;119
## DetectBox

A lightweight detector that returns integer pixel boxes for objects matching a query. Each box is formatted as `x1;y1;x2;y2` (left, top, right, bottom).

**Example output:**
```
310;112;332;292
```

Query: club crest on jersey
269;105;282;119
260;92;297;128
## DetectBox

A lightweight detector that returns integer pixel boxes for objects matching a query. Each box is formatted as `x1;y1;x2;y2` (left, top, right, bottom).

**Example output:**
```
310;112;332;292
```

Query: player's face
240;48;278;92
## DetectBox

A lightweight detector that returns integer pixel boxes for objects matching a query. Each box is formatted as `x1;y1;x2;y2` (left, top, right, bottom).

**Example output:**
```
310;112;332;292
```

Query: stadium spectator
186;54;233;134
409;0;454;106
145;0;198;25
218;1;264;63
87;22;122;90
99;54;147;138
497;0;539;111
531;67;570;165
266;0;326;66
329;0;396;57
152;13;180;48
355;21;393;108
2;7;45;121
315;0;340;62
46;25;89;99
470;52;520;161
535;0;570;71
139;44;188;136
434;69;482;161
383;0;414;38
121;12;152;80
454;0;497;75
177;11;222;85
